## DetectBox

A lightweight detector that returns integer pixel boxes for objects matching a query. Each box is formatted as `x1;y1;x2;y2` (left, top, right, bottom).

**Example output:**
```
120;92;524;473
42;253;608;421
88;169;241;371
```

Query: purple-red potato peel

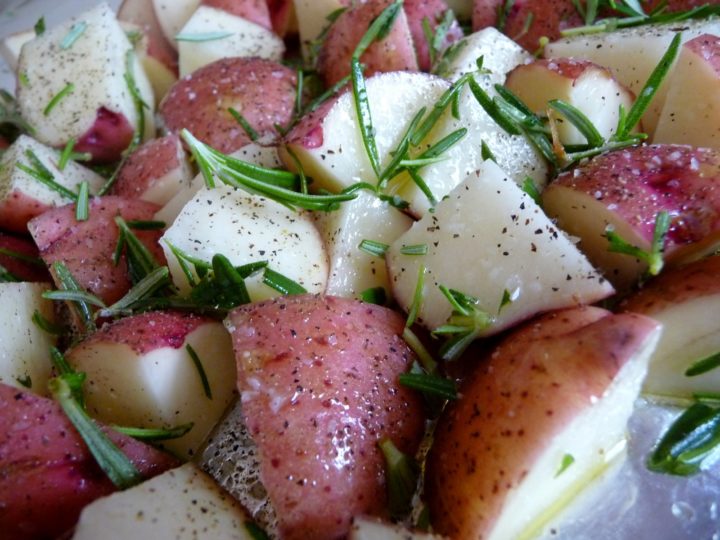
426;307;661;540
202;0;272;29
403;0;464;71
0;382;178;540
621;255;720;397
111;134;191;205
0;232;50;282
160;57;297;153
73;107;136;164
118;0;178;76
27;196;165;306
267;0;296;36
317;0;418;86
542;144;720;289
226;295;425;540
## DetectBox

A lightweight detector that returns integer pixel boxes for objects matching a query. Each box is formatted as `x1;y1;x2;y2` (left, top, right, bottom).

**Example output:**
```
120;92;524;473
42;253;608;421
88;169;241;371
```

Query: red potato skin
620;255;720;315
0;232;51;282
425;307;661;539
0;382;179;540
226;295;425;540
317;0;419;86
27;196;165;306
202;0;273;30
74;107;136;164
160;57;297;154
0;189;52;234
267;0;295;36
547;144;720;261
74;310;213;355
110;134;185;200
118;0;179;76
283;92;341;150
404;0;464;71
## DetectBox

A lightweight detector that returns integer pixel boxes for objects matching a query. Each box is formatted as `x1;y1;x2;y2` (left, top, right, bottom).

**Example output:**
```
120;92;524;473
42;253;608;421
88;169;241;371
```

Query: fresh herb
31;309;63;335
190;254;251;310
496;0;515;32
481;140;497;162
97;266;171;319
359;239;390;257
75;181;89;221
360;286;387;305
499;288;516;310
182;130;355;211
126;220;166;230
244;522;271;540
422;10;456;68
262;268;307;296
228;107;259;142
406;265;426;329
306;7;348;69
175;31;234;42
34;17;45;36
521;177;542;206
400;244;428;256
433;286;493;361
648;403;720;476
60;21;87;49
555;453;576;477
43;83;74;116
0;90;34;140
17;149;77;200
16;374;32;388
685;352;720;378
0;263;19;283
399;372;457;400
379;437;419;520
0;247;43;267
49;372;142;489
402;327;437;375
123;49;148;147
49;261;96;333
57;138;90;170
187;344;212;399
548;99;604;147
605;210;670;276
114;216;161;284
112;422;194;441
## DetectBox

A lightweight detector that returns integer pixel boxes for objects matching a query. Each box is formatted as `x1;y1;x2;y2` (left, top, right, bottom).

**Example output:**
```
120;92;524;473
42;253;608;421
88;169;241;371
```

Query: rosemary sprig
433;286;493;361
605;210;670;276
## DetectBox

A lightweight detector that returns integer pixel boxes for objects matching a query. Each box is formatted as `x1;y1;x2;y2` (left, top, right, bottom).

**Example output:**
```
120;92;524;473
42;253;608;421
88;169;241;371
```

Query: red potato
0;382;179;540
620;255;720;398
111;134;192;206
202;0;273;29
542;144;720;290
27;196;165;306
225;294;425;540
0;232;50;282
267;0;297;36
426;307;661;540
317;0;419;86
160;57;297;153
72;108;136;165
404;0;464;71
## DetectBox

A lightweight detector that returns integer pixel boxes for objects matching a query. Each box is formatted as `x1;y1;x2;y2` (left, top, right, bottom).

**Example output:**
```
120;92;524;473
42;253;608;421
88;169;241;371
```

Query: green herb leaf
17;149;77;200
98;266;171;318
175;31;234;42
360;286;387;305
521;177;542;206
244;522;270;540
32;309;64;335
60;21;87;49
399;372;457;400
190;254;251;309
351;58;381;180
186;344;212;399
648;403;720;476
379;437;419;520
606;210;669;276
49;373;142;489
402;327;437;375
555;453;576;477
228;107;259;142
262;268;307;296
400;244;428;256
114;216;161;284
44;83;74;116
75;181;89;221
359;239;390;257
685;352;720;378
51;261;96;333
434;286;493;361
406;265;426;329
352;1;403;59
16;374;32;388
548;99;605;147
34;17;46;36
112;422;194;441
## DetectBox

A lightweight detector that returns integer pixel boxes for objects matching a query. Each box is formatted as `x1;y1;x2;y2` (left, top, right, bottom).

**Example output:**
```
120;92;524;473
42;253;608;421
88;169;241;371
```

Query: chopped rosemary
114;216;161;284
359;239;390;257
244;522;271;540
16;374;32;388
50;261;96;333
126;220;166;230
186;344;212;399
521;177;542;206
32;308;64;335
605;210;670;276
433;286;493;361
75;181;89;221
175;31;234;42
228;107;259;142
60;21;87;49
555;453;576;477
43;83;74;116
402;327;437;375
406;264;426;329
379;437;419;520
0;247;44;267
262;268;307;296
17;149;77;200
34;17;46;36
481;140;497;162
0;263;19;282
400;244;428;256
112;422;194;441
685;352;720;378
98;266;171;318
360;286;387;305
49;372;142;489
58;138;91;170
399;372;457;400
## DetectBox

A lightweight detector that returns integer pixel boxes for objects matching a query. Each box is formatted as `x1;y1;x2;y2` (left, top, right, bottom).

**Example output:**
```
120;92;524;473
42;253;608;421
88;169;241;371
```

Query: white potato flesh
0;135;104;207
314;190;413;299
545;18;720;135
178;6;285;77
68;321;237;460
155;144;283;225
0;29;33;71
654;35;720;149
349;516;441;540
293;0;345;59
282;72;450;193
72;463;255;540
161;185;328;300
16;3;155;146
387;160;613;334
387;79;549;217
434;27;531;85
488;328;659;540
0;282;55;396
152;0;201;50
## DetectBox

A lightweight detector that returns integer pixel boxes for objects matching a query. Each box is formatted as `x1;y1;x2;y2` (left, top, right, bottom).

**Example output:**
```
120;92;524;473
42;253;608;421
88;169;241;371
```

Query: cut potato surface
73;463;255;540
387;160;613;334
